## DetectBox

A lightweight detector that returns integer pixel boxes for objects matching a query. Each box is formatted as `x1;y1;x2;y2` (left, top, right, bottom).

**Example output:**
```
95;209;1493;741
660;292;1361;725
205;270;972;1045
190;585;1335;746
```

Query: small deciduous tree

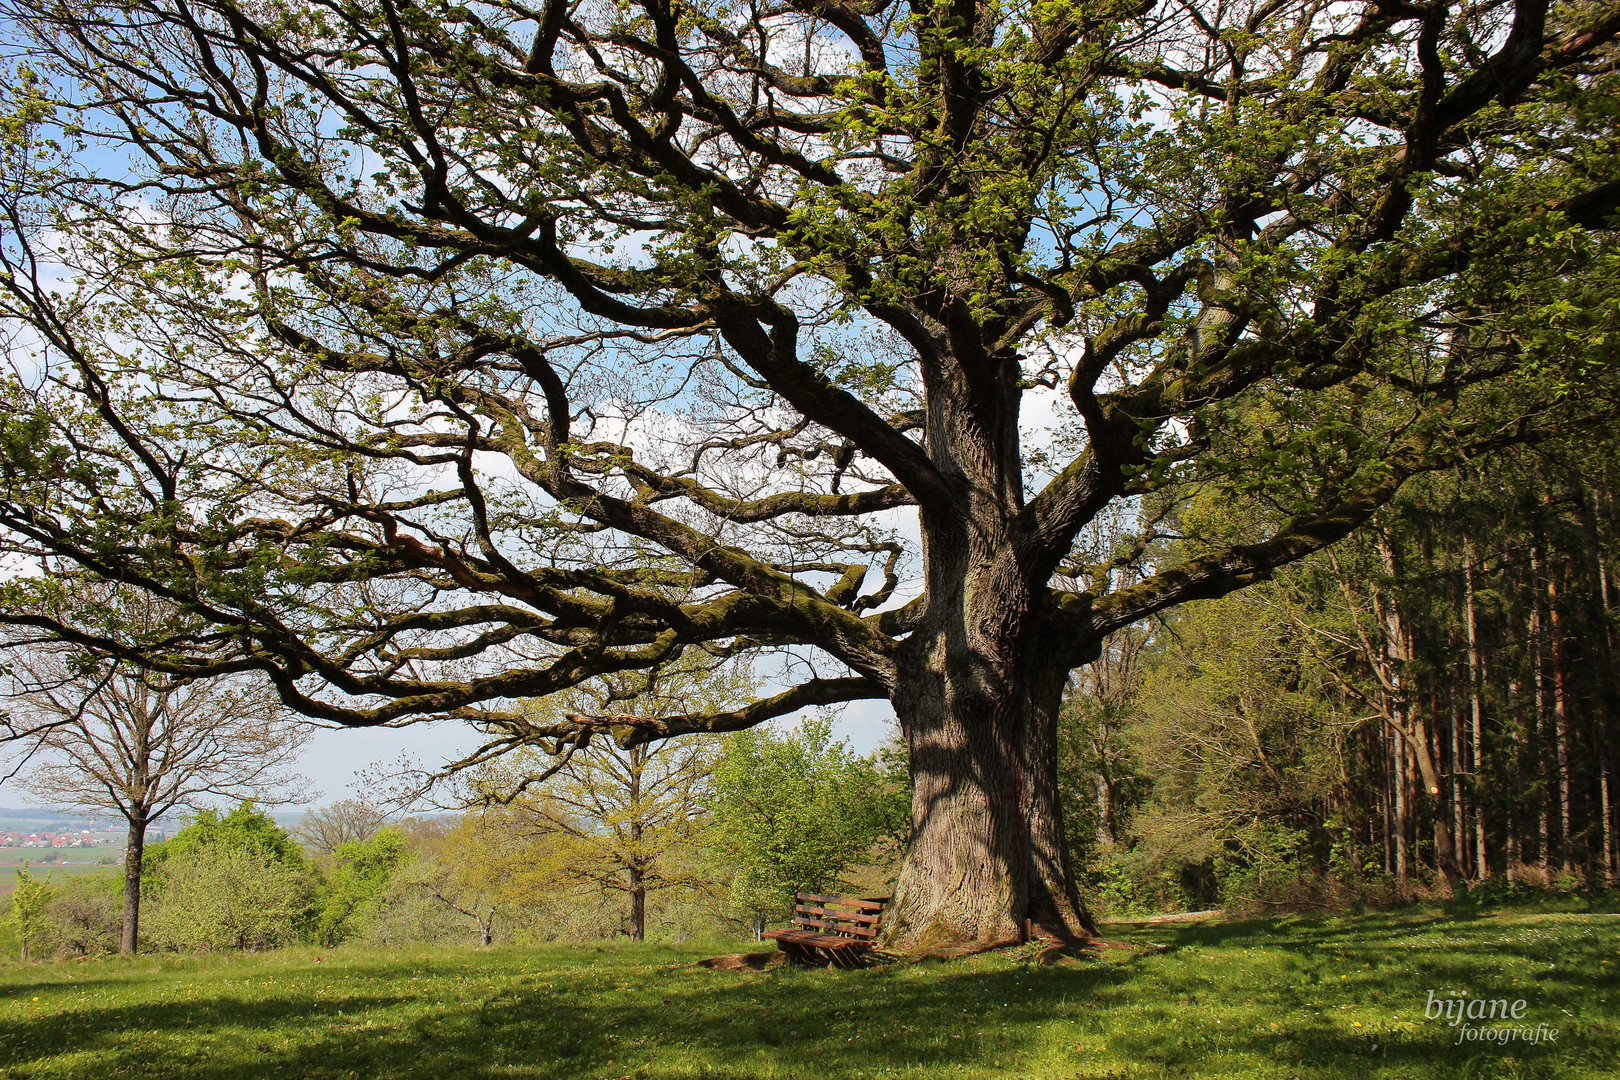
2;593;310;954
8;863;52;962
315;828;414;946
710;716;908;936
402;818;511;947
466;662;746;941
298;800;389;858
478;740;719;942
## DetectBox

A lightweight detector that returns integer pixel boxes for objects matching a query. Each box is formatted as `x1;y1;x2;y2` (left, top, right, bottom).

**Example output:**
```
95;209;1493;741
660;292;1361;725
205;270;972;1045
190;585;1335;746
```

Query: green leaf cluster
709;715;908;924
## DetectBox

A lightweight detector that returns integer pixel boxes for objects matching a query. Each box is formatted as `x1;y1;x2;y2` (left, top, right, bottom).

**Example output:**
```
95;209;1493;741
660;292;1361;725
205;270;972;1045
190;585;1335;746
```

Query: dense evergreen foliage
1060;441;1620;912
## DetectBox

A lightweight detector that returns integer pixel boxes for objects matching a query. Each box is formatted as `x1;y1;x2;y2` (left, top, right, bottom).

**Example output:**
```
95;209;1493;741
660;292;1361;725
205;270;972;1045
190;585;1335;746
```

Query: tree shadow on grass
1;917;1615;1080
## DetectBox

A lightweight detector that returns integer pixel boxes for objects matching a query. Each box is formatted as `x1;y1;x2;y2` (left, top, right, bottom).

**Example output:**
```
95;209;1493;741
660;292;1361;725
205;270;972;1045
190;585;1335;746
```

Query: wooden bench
762;893;888;967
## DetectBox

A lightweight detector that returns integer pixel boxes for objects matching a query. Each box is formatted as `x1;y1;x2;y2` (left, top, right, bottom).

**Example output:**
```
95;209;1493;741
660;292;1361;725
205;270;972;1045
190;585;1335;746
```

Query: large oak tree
0;0;1617;948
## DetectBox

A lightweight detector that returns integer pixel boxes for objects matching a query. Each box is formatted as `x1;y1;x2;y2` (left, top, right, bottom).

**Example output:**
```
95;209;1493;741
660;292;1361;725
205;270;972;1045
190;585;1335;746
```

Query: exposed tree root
893;927;1109;964
696;952;780;971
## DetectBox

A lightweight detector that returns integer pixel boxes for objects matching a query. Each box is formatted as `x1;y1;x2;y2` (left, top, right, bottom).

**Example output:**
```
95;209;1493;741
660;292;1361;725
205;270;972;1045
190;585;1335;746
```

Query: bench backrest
790;893;888;940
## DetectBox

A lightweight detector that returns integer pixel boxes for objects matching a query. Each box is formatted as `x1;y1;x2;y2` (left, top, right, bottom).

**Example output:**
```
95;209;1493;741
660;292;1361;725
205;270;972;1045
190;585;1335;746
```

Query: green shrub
316;828;413;946
43;875;122;957
709;716;909;931
7;864;54;962
144;845;311;952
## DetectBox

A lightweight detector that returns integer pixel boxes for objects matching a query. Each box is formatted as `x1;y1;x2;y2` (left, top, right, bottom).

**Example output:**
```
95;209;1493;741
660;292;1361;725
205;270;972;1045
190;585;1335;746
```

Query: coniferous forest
1060;439;1620;911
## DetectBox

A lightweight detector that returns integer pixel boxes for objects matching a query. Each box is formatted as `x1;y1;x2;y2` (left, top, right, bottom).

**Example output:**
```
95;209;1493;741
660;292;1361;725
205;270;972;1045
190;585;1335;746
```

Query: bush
316;828;413;946
44;875;122;957
709;716;909;931
144;844;311;951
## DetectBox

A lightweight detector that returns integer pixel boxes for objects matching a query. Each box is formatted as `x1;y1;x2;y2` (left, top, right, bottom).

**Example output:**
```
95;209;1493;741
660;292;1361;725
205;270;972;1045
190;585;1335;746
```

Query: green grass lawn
0;903;1616;1079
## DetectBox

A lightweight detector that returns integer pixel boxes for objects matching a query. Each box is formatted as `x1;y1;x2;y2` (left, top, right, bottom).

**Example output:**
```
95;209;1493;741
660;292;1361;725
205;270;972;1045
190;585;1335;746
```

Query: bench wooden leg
778;941;814;966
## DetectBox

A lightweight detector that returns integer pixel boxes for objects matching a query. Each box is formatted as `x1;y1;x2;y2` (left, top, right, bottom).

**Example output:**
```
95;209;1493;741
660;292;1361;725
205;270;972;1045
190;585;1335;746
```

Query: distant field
0;901;1616;1079
0;845;122;896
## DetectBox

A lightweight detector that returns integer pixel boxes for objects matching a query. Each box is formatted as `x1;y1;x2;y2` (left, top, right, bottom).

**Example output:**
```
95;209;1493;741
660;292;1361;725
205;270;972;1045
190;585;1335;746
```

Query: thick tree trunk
877;351;1099;953
884;630;1097;950
121;815;146;955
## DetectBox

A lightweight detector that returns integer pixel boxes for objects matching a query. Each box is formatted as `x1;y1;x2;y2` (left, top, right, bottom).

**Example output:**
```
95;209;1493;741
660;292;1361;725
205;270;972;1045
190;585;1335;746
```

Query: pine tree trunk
1594;537;1607;887
1506;604;1525;883
121;815;146;955
1451;700;1466;879
1464;545;1488;879
1602;762;1615;886
1379;754;1391;874
1392;728;1409;884
1548;567;1574;875
1530;547;1551;872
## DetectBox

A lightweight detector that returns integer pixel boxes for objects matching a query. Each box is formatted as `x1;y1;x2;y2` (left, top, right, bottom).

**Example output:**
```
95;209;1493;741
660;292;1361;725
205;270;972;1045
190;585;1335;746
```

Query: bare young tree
478;733;719;943
3;615;310;954
298;799;389;857
463;662;744;941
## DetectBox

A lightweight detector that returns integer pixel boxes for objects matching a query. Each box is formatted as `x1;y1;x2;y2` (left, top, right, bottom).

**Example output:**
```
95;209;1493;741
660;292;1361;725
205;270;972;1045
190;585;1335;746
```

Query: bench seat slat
762;929;871;950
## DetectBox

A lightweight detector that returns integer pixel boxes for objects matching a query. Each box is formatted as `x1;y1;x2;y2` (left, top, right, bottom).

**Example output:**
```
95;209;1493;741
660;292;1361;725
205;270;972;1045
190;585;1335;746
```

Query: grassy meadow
0;902;1615;1079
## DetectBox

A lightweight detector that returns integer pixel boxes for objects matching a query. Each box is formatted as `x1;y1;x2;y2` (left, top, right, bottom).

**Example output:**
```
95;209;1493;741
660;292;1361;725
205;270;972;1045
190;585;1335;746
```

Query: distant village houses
0;827;129;849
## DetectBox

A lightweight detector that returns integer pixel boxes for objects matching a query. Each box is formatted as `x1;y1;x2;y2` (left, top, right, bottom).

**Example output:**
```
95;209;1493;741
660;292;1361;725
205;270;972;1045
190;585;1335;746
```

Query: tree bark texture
881;382;1101;950
121;817;146;955
887;629;1098;948
629;865;646;943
